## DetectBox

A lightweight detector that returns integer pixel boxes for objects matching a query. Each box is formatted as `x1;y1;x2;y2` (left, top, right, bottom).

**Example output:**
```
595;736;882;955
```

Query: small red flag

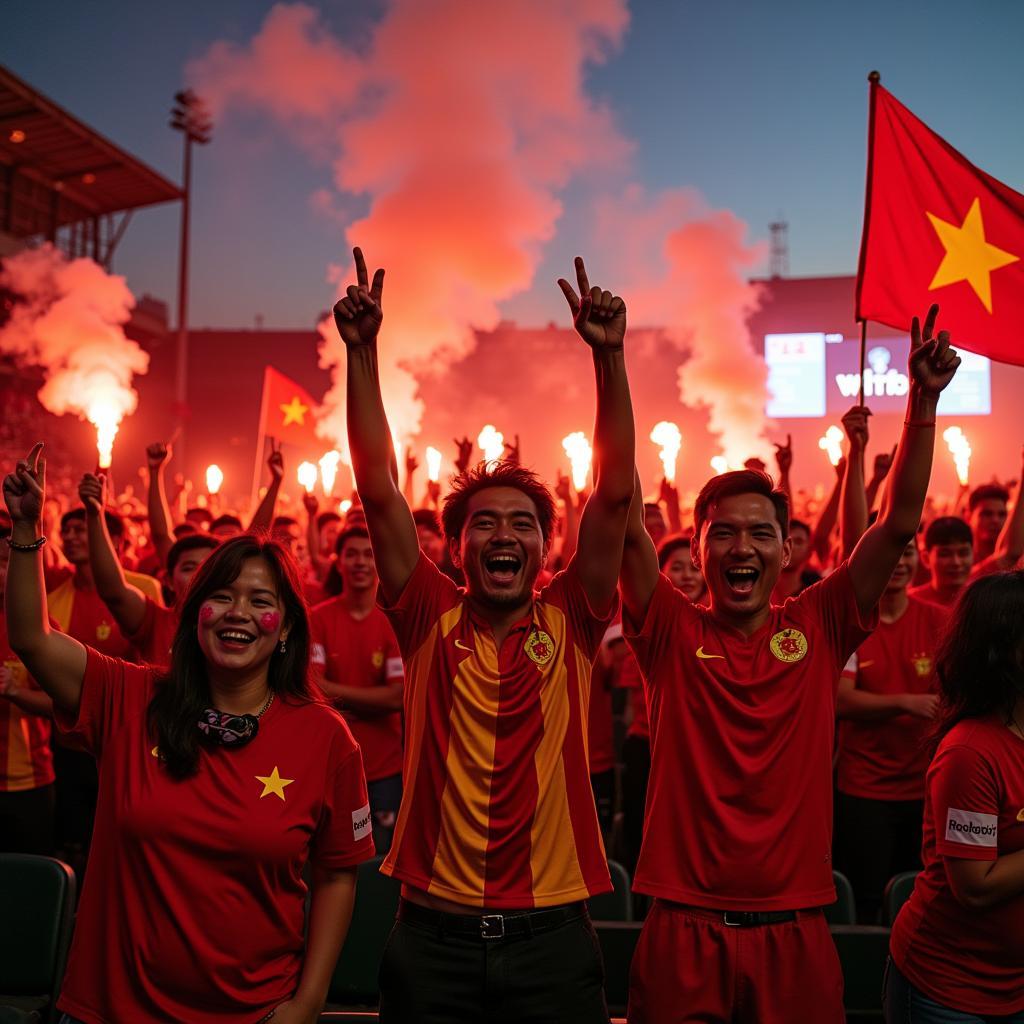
856;80;1024;366
257;366;322;448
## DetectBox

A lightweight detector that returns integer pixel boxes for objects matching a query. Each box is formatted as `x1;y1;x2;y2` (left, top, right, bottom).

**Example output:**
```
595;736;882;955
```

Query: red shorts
628;901;844;1024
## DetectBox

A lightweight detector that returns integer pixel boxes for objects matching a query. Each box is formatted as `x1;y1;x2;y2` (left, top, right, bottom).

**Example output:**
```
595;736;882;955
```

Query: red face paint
199;603;215;624
259;611;281;634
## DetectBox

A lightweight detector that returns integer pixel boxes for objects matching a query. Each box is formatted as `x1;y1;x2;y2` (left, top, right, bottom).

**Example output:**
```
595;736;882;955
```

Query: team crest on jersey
912;653;933;677
96;622;112;642
770;628;807;663
525;629;554;666
371;650;385;669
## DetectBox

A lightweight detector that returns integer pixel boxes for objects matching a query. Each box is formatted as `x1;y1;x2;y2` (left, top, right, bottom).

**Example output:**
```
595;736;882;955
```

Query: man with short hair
210;513;243;540
770;517;821;602
337;247;634;1023
910;516;974;608
967;483;1008;563
620;308;961;1023
311;526;404;853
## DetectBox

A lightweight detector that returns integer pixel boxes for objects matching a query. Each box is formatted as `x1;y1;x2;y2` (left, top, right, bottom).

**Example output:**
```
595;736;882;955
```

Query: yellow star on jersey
256;766;294;801
926;197;1019;313
279;396;309;427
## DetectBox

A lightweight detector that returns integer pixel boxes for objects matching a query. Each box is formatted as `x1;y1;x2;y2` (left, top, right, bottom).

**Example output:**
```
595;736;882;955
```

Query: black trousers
833;791;924;924
0;783;54;854
378;901;609;1024
590;768;615;841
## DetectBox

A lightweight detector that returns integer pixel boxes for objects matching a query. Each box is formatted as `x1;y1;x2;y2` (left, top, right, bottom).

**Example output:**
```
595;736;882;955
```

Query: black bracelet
5;535;47;552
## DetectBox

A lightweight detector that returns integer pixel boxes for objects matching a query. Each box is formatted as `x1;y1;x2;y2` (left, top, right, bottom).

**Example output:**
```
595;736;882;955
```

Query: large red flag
256;366;322;448
856;79;1024;366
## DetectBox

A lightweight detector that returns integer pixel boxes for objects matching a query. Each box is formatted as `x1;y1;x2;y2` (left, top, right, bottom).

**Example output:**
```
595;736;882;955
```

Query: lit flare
562;431;593;493
710;455;729;476
426;446;442;482
943;426;972;486
319;450;341;495
205;464;224;495
650;421;682;483
478;424;504;463
818;425;844;467
297;461;318;494
87;400;121;470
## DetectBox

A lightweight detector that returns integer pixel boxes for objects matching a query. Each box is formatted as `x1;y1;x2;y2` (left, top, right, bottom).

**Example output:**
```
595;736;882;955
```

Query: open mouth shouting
483;550;523;586
723;565;760;597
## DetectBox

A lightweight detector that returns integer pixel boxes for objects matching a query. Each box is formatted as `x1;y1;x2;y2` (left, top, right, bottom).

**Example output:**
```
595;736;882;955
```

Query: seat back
588;859;633;922
830;924;890;1020
0;854;76;1023
328;856;399;1006
594;920;642;1016
883;870;918;926
824;869;857;924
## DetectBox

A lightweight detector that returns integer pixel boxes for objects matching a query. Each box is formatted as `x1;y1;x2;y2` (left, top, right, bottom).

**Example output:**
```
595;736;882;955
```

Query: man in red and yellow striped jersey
335;248;634;1023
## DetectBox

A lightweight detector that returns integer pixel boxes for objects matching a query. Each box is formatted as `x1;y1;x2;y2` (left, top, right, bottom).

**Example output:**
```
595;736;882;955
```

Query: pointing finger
910;315;921;349
574;256;591;297
557;279;581;315
27;443;43;475
370;268;385;304
353;248;368;290
922;303;939;341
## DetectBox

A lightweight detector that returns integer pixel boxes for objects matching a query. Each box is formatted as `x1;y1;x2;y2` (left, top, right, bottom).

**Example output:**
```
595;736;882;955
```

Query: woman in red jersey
886;570;1024;1022
4;444;375;1024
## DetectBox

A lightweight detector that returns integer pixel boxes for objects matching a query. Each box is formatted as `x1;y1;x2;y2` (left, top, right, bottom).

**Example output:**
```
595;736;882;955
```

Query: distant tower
769;220;789;278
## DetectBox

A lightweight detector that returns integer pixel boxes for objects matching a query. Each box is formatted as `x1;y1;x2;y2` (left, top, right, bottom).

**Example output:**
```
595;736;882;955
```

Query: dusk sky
4;1;1022;331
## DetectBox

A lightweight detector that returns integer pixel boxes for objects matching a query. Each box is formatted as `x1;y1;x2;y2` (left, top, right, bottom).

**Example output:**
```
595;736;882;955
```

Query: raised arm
334;248;419;604
865;445;895;512
839;406;870;560
659;477;683;534
809;458;845;567
145;442;175;565
554;471;580;567
3;444;87;716
619;471;661;627
557;257;634;612
80;472;147;636
847;305;960;618
773;434;793;502
249;442;284;534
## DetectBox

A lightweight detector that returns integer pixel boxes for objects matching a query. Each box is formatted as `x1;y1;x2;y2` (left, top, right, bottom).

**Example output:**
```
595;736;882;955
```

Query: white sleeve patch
311;643;326;666
945;807;998;847
385;657;404;679
352;803;372;842
842;652;857;675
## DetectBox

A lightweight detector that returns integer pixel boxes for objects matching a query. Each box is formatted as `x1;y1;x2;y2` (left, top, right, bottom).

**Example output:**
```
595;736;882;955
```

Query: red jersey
586;623;621;775
54;649;375;1024
619;650;649;741
310;598;404;782
380;554;614;908
128;597;179;668
891;718;1024;1014
0;618;53;792
908;582;958;610
837;596;948;801
625;565;876;911
48;573;158;660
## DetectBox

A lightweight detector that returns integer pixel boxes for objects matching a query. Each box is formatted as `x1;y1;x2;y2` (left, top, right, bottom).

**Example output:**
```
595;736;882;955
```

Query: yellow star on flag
255;766;295;801
926;197;1019;313
279;396;309;427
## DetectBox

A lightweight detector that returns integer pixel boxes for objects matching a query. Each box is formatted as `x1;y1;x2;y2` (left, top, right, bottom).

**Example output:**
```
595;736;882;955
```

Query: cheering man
620;306;960;1023
336;247;633;1023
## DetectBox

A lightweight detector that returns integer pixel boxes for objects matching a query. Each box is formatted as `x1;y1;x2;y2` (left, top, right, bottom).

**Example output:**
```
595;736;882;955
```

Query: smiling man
619;306;961;1024
335;247;634;1023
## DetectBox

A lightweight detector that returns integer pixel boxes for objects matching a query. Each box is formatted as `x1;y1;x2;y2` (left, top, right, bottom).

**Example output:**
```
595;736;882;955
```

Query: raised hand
908;304;960;395
146;442;171;469
557;257;626;351
333;247;385;349
773;434;793;474
658;476;678;507
841;406;871;452
405;449;419;477
267;441;284;483
554;469;572;503
78;472;107;515
302;492;318;517
453;437;474;475
503;434;521;466
3;443;46;524
872;445;897;481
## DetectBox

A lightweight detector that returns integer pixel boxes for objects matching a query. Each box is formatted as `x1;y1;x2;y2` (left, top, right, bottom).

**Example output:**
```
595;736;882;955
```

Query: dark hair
442;462;557;543
923;516;972;551
789;518;810;535
173;522;198;539
210;514;243;532
693;470;789;539
185;506;213;526
147;535;316;779
271;515;299;531
934;571;1024;741
166;533;219;575
323;527;371;597
968;484;1010;512
413;508;442;536
61;506;124;540
316;510;341;531
657;533;692;570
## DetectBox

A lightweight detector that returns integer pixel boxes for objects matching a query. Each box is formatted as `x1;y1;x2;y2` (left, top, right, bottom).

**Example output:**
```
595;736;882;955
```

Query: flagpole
857;318;868;406
854;70;881;409
250;366;272;516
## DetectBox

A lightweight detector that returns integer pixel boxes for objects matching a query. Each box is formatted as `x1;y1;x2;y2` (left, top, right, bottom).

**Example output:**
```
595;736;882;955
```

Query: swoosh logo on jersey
859;659;876;669
454;639;473;653
695;646;725;660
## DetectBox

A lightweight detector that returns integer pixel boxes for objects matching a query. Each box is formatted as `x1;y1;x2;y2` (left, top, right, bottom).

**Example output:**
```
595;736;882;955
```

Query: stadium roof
0;64;182;236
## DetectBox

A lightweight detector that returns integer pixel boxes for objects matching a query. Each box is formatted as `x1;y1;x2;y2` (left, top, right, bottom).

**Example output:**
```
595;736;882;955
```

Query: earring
278;639;287;654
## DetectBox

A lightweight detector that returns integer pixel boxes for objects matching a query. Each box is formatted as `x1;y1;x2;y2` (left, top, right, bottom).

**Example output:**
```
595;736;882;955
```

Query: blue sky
3;0;1022;328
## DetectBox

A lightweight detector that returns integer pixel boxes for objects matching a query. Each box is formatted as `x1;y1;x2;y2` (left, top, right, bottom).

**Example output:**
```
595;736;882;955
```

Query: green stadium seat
883;870;918;926
0;854;77;1024
595;920;642;1016
589;859;633;921
825;869;857;925
830;924;890;1021
328;856;400;1006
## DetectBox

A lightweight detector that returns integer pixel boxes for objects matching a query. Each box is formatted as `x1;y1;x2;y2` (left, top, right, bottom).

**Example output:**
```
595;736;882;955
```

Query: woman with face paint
3;444;375;1024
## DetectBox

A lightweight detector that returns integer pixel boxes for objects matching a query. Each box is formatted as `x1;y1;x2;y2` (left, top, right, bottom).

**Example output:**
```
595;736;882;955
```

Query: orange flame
297;461;318;494
943;426;971;486
426;446;442;483
562;431;592;492
205;464;224;495
87;400;121;469
818;425;844;467
650;421;682;483
319;450;341;495
478;425;504;463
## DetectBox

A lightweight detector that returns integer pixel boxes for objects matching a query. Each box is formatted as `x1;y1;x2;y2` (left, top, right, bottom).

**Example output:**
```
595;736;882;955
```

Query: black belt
398;897;588;941
661;901;799;927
